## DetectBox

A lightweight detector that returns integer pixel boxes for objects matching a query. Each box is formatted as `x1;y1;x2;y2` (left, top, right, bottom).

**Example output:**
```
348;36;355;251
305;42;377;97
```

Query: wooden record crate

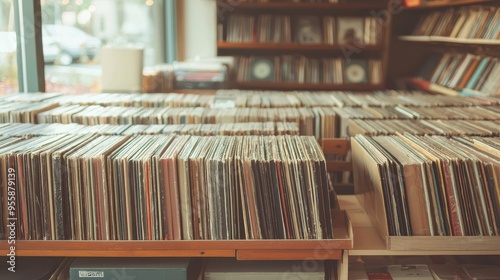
350;137;500;252
0;137;353;280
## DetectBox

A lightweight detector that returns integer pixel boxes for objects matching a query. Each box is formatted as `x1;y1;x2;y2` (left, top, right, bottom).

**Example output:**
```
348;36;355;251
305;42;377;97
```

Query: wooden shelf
398;36;500;47
403;0;496;9
0;240;344;258
218;42;384;54
0;211;352;259
217;0;388;11
232;82;384;91
338;195;500;256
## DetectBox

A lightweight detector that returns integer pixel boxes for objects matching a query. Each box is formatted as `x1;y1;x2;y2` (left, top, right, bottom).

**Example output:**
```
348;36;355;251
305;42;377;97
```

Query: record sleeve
344;60;369;84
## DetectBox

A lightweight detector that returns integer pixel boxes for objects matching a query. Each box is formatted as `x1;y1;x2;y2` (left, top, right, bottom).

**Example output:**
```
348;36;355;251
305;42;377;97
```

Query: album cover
344;60;369;84
337;17;365;46
294;16;322;44
250;58;275;81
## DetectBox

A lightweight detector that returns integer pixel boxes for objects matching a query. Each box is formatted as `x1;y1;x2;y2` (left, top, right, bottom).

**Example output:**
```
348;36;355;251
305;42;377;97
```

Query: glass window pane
0;0;19;95
41;0;165;94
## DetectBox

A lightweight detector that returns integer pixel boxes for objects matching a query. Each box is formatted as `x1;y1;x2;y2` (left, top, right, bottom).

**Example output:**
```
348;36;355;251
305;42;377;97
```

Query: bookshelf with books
217;0;391;91
388;0;500;95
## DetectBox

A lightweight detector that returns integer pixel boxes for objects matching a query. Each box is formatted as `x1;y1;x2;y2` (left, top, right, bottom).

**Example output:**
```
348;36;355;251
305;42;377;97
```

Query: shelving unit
388;0;500;92
217;0;391;91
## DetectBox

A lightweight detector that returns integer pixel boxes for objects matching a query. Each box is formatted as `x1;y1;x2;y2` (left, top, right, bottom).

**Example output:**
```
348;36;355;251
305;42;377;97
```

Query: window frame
14;0;45;92
15;0;178;93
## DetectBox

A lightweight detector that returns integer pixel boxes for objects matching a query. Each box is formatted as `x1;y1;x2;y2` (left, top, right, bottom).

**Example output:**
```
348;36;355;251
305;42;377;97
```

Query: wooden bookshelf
232;82;385;91
217;1;390;91
388;0;499;91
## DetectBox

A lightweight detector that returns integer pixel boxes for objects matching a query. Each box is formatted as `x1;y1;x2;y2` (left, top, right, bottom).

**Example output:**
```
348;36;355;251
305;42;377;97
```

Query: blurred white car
42;24;102;65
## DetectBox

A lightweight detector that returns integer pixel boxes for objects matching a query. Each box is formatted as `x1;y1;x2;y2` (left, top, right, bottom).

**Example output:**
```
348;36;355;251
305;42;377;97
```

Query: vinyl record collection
224;14;382;45
214;90;500;108
2;103;500;139
0;122;299;137
415;52;500;96
352;134;500;237
226;14;291;43
0;134;333;240
328;105;500;137
31;105;316;137
2;92;500;139
412;5;500;40
4;90;500;109
348;119;500;137
235;56;382;84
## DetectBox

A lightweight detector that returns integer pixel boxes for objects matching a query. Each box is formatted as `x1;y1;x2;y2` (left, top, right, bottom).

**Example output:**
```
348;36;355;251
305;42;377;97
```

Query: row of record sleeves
235;56;382;85
348;119;500;137
2;91;500;108
352;134;500;237
0;122;299;137
0;118;499;140
0;134;333;241
2;102;500;138
2;127;499;241
224;14;382;46
415;52;500;96
412;5;500;40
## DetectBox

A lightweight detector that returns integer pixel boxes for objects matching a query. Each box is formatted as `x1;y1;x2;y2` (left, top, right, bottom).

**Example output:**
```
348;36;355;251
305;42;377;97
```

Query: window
41;0;167;93
0;0;18;94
